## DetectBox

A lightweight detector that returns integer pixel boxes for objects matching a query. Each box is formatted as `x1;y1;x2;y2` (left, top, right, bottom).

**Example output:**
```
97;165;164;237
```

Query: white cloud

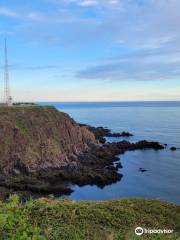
0;6;17;17
77;50;180;81
66;0;98;6
2;0;180;82
26;12;49;22
52;0;123;9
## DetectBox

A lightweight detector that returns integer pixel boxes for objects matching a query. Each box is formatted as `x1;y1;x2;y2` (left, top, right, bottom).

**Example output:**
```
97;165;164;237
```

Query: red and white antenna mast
4;36;12;106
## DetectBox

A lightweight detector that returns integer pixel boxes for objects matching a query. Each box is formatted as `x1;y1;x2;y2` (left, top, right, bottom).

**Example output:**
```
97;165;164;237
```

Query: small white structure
7;96;13;106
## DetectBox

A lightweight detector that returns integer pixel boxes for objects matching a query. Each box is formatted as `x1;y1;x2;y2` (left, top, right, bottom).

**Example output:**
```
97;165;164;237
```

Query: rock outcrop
170;147;177;151
0;106;95;175
79;124;133;143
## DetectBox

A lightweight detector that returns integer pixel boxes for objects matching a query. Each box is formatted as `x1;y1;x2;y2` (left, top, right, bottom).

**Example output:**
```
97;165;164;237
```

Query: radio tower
4;36;12;106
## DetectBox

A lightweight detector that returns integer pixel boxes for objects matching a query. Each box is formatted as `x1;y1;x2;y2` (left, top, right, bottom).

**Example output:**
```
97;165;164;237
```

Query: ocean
40;102;180;204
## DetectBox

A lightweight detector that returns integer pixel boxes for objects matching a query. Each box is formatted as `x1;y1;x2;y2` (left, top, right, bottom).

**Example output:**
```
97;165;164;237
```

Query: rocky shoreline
79;124;133;143
0;136;165;200
0;106;166;200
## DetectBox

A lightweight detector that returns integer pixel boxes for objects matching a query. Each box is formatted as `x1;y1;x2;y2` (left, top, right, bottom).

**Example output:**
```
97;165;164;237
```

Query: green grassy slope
0;195;179;240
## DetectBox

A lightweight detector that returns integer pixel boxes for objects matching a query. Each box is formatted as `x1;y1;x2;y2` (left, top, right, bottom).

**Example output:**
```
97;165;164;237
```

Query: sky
0;0;180;102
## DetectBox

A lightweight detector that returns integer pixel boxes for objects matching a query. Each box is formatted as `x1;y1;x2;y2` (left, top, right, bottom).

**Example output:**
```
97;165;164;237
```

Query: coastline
0;105;168;201
0;104;179;239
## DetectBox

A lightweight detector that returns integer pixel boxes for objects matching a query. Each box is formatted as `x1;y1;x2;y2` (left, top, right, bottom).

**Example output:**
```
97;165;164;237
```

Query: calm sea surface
40;102;180;204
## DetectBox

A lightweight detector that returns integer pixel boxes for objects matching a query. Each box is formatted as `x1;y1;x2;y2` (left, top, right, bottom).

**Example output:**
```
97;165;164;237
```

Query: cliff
0;106;95;175
0;106;164;198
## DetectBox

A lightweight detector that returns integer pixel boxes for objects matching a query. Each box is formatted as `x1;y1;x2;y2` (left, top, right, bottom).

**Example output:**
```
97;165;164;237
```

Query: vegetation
0;195;179;240
13;102;37;106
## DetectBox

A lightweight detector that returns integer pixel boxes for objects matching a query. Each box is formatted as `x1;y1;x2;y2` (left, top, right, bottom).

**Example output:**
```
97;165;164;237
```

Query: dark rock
110;131;133;137
170;147;177;151
139;168;147;173
99;137;106;144
116;162;123;169
79;124;133;142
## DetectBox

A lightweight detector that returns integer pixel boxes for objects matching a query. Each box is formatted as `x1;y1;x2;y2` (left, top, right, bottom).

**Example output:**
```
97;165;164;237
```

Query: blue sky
0;0;180;101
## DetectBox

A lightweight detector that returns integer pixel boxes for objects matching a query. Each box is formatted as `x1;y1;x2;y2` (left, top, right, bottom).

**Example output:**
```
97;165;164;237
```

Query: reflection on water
69;149;180;204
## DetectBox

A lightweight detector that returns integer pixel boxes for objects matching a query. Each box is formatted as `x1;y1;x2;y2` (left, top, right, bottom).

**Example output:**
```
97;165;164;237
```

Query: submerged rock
139;168;147;173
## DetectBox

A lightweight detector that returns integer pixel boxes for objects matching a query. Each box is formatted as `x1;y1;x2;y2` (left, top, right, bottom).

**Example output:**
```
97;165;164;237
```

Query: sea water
40;102;180;204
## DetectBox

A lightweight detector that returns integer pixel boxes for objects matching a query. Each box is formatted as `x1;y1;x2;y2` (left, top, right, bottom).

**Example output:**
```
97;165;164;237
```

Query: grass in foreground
0;195;179;240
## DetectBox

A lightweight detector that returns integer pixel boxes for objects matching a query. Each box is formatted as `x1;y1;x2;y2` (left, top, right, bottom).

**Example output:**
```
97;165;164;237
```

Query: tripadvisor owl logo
135;227;144;236
135;227;174;236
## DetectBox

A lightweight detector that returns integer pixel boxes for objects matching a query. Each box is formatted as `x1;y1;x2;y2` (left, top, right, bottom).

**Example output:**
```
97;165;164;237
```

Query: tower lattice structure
4;37;12;106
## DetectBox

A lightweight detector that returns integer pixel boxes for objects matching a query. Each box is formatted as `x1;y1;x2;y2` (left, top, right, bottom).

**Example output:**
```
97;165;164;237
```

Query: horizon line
28;100;180;103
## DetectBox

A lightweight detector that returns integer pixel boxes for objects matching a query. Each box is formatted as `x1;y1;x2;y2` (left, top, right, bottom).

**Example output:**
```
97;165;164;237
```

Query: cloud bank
1;0;180;83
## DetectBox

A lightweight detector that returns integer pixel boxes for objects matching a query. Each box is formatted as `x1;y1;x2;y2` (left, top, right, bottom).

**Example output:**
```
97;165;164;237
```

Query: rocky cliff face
0;106;95;175
0;106;165;199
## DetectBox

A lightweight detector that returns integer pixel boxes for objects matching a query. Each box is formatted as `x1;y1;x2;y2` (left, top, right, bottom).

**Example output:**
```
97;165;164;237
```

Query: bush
0;195;44;240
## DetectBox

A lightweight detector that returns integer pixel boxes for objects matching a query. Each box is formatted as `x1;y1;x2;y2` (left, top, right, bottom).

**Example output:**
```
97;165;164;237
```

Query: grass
0;195;179;240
